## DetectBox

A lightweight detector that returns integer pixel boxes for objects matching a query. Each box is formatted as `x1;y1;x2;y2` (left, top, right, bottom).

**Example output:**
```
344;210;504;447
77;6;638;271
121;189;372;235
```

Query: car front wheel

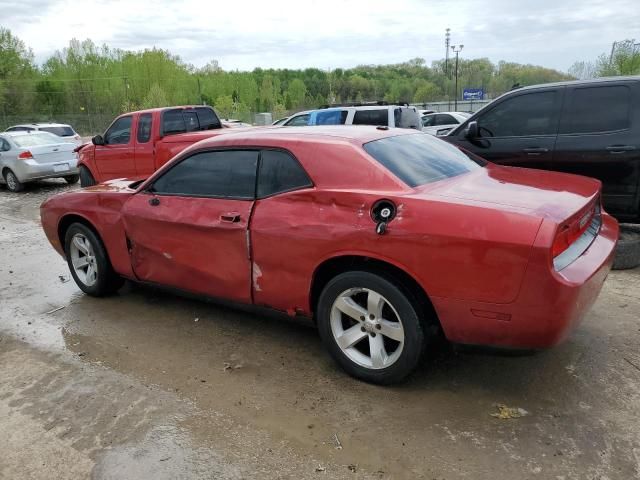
64;223;123;296
317;271;426;384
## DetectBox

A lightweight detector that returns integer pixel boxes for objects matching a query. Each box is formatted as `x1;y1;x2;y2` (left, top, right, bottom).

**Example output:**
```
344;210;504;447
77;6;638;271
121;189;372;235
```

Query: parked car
221;119;252;128
5;123;82;146
444;76;640;224
77;105;232;187
41;126;617;384
281;105;422;129
0;131;79;192
421;111;470;136
272;117;289;126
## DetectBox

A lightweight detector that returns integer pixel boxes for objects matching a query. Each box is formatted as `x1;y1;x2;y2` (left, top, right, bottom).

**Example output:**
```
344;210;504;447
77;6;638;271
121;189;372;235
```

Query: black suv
444;76;640;223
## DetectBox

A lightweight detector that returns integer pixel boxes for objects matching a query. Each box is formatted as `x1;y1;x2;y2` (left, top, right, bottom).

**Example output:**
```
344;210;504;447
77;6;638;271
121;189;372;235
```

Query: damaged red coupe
41;126;618;384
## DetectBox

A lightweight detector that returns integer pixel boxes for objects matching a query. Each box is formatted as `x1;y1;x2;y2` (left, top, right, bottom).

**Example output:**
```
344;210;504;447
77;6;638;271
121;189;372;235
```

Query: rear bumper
11;158;79;182
433;213;618;349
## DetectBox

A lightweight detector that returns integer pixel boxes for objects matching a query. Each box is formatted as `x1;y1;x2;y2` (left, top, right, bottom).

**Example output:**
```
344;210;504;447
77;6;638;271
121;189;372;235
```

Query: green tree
214;94;234;119
286;78;307;109
142;83;169;108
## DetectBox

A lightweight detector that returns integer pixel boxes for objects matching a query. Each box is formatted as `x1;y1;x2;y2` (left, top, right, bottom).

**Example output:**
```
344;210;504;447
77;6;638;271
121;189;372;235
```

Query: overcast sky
2;0;638;72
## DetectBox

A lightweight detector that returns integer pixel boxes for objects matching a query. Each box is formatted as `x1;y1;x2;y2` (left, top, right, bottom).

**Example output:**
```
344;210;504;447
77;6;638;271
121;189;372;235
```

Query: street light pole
451;45;463;111
445;28;451;110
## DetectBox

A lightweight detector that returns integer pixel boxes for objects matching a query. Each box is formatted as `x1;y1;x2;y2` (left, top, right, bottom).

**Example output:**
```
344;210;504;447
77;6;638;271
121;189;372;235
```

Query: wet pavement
1;180;639;479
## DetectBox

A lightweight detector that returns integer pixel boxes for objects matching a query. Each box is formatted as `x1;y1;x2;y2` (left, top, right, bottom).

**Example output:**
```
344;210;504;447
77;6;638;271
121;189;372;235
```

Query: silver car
0;131;79;192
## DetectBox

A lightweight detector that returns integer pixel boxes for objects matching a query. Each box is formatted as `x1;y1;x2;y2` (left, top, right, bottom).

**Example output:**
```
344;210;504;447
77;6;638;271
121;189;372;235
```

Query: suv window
422;114;436;127
561;85;631;134
257;150;312;198
151;150;258;199
311;110;348;125
436;114;457;125
105;116;132;144
352;109;388;126
137;113;152;143
161;107;221;136
478;91;559;137
364;133;482;187
285;114;310;126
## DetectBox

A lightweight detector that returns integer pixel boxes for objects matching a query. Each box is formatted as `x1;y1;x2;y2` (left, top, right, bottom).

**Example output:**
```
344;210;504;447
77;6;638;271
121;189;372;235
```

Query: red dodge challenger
40;126;618;384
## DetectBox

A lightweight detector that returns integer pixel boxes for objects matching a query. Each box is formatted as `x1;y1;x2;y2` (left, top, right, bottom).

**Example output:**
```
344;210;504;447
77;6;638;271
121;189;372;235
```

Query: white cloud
2;0;638;71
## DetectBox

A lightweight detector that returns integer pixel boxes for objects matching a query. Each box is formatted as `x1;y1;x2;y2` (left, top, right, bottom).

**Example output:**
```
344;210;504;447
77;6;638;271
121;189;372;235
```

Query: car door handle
149;197;160;206
523;147;549;154
220;213;241;223
606;145;636;154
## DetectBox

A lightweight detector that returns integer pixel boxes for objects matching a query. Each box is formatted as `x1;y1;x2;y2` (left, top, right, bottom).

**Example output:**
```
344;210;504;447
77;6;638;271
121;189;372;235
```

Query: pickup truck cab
78;106;230;187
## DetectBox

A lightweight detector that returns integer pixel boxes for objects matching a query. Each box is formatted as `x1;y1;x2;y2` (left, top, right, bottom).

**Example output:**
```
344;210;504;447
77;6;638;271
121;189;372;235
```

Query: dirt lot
0;180;639;480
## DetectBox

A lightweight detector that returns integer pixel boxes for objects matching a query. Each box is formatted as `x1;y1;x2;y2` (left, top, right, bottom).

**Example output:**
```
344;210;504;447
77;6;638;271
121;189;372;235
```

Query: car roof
9;123;73;128
194;125;417;148
504;75;640;94
1;130;56;137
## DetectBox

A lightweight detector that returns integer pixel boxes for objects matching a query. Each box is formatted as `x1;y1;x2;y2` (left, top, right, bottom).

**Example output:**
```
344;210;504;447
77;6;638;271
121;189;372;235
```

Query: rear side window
257;150;312;198
478;91;559;137
40;126;75;137
105;116;132;144
352;109;389;126
151;150;258;199
363;133;482;187
436;114;457;125
561;85;631;134
137;114;152;143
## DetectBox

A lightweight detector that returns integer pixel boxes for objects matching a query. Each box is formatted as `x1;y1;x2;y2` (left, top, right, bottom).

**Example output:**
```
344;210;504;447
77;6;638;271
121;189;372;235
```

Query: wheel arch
57;213;101;255
309;255;441;331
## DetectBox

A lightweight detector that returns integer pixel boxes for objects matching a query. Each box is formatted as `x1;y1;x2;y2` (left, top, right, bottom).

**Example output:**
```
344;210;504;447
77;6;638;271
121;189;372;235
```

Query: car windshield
40;126;75;137
363;133;484;187
11;132;64;147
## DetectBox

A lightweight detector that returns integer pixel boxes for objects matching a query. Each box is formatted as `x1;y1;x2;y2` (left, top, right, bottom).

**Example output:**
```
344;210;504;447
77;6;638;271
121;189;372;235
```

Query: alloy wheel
69;233;98;286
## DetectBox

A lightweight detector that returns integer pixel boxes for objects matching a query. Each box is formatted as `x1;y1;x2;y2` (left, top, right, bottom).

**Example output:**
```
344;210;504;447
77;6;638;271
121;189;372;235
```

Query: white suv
5;123;82;146
281;105;422;130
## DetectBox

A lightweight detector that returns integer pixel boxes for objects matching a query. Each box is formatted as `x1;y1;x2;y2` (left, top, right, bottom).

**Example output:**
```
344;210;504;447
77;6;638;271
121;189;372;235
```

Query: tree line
0;27;638;132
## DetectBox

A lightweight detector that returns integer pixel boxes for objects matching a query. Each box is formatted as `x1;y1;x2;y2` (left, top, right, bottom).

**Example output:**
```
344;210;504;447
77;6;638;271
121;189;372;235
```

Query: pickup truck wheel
64;174;80;185
79;166;96;187
4;169;24;192
317;271;426;385
612;224;640;270
64;223;123;296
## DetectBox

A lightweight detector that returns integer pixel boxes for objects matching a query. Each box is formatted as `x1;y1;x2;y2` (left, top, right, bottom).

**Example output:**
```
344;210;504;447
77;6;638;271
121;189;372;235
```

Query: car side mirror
464;121;478;139
92;135;104;146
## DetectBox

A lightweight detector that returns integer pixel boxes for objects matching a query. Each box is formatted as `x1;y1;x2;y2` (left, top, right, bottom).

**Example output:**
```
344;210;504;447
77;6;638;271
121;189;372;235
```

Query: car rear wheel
64;174;80;185
317;271;426;384
64;223;123;296
79;166;96;187
4;169;24;192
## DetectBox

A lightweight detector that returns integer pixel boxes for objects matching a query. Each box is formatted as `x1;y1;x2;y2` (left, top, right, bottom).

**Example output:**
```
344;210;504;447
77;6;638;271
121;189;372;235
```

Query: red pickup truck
78;106;235;187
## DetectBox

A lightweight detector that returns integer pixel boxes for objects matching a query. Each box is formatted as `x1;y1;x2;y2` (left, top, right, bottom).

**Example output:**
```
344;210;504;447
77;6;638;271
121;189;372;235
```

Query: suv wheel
64;174;80;185
317;271;426;384
613;224;640;270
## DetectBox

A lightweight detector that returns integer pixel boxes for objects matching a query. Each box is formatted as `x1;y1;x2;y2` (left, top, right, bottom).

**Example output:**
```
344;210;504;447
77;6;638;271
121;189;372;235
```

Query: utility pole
445;28;451;110
451;45;464;111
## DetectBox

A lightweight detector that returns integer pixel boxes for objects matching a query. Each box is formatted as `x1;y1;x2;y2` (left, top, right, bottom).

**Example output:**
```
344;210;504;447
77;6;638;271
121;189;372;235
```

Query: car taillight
18;150;33;159
552;204;597;258
552;226;571;257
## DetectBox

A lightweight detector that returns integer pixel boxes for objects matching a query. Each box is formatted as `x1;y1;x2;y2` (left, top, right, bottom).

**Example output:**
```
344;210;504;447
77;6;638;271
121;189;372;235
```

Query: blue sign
463;88;484;100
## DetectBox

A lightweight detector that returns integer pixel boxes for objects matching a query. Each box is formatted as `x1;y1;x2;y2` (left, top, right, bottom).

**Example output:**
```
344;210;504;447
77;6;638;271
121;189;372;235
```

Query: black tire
4;169;24;192
613;224;640;270
317;271;426;385
64;174;80;184
79;165;96;187
64;222;123;296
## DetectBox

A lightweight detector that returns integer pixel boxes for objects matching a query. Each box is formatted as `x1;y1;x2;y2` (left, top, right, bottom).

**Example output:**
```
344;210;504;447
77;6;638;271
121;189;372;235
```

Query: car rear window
162;107;221;136
11;132;62;147
40;126;75;137
352;109;388;126
363;133;483;187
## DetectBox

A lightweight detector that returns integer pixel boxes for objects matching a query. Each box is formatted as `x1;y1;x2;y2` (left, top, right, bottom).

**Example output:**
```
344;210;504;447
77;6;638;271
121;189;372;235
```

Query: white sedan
0;131;79;192
421;112;471;136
